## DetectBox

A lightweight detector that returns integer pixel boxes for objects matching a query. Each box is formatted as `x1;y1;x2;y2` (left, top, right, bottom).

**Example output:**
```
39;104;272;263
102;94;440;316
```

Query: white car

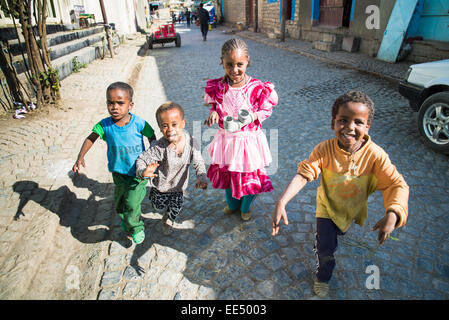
398;59;449;154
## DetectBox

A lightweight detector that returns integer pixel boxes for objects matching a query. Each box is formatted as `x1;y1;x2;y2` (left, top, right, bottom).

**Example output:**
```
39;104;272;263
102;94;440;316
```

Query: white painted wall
1;0;148;35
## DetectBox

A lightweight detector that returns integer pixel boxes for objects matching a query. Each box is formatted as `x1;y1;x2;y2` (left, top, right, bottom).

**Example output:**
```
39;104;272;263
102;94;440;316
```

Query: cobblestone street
0;23;448;300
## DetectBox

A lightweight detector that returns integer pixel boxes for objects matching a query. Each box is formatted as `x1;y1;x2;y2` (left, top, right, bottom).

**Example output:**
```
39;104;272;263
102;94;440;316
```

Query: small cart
147;8;181;49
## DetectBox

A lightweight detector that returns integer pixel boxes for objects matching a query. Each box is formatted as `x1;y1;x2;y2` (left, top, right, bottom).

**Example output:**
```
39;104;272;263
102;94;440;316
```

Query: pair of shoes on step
13;101;37;119
223;205;251;221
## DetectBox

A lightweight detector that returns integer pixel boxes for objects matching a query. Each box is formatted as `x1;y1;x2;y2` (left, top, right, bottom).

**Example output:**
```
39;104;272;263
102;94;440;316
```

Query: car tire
417;91;449;154
175;33;181;47
147;35;153;49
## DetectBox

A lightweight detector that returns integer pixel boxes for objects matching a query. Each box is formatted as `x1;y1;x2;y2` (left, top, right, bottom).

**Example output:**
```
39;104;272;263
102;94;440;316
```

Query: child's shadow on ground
13;173;118;244
126;187;299;299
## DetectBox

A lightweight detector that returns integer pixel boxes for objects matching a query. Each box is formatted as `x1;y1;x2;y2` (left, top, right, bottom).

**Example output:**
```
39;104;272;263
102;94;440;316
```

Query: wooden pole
280;0;286;42
99;0;114;58
255;0;258;32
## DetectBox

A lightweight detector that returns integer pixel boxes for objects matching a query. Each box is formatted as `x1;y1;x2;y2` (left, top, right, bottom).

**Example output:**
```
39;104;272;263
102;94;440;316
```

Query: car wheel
175;33;181;47
147;35;153;49
418;91;449;154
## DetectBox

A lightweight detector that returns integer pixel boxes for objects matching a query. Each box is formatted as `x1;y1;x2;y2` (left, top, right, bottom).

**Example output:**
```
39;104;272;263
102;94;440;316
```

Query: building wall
0;0;148;35
255;0;396;56
259;0;280;34
349;0;395;56
223;0;247;26
285;1;300;39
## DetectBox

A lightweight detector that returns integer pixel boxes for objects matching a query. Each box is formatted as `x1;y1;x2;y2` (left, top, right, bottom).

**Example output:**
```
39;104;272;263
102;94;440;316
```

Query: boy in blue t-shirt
72;82;155;244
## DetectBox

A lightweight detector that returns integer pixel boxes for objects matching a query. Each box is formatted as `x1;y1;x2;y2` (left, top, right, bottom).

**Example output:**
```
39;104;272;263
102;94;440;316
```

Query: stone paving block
197;285;216;300
218;286;241;300
100;270;122;287
232;251;253;267
289;262;310;281
97;287;119;300
158;269;183;287
176;277;200;299
144;265;161;282
273;269;293;287
213;271;234;288
123;266;142;281
399;279;423;298
431;278;449;294
122;281;139;298
248;264;271;282
262;253;285;271
256;280;281;299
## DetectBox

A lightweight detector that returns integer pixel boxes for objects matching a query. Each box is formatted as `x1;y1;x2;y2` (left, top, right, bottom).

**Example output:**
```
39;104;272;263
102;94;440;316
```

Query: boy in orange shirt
271;91;409;298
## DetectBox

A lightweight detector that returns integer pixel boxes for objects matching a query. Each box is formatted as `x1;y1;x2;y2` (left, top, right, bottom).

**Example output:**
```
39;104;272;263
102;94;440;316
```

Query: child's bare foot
161;215;173;235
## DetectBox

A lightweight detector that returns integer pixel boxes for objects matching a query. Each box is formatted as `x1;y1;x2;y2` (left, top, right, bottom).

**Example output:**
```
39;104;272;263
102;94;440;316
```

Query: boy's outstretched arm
372;211;399;245
72;132;99;172
371;152;409;245
272;174;308;236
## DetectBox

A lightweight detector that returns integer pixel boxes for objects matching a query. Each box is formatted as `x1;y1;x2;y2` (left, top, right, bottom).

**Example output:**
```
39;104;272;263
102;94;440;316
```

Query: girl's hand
371;211;398;245
204;111;219;127
72;157;85;173
142;162;159;178
271;202;289;236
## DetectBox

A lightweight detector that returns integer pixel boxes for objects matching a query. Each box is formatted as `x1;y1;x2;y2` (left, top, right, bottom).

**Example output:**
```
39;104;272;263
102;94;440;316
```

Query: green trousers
112;172;147;235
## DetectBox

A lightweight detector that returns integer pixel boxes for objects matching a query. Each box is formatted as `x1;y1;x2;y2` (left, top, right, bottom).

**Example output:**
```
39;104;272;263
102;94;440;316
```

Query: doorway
319;0;352;27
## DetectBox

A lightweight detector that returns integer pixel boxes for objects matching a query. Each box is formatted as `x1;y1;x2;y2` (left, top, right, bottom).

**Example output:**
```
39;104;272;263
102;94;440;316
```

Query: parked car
398;59;449;154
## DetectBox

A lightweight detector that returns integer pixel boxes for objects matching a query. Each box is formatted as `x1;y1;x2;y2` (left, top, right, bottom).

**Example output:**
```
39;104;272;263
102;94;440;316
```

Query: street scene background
0;21;448;300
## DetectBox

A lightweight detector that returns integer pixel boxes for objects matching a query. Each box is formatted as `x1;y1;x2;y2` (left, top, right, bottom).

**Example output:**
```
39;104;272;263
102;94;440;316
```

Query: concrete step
11;31;104;75
8;26;103;56
320;33;343;44
49;32;104;61
13;42;103;89
0;24;70;42
313;40;341;52
51;45;103;80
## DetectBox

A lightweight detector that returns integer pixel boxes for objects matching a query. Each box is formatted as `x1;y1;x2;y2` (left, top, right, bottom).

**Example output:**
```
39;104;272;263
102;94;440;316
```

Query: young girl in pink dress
204;38;278;221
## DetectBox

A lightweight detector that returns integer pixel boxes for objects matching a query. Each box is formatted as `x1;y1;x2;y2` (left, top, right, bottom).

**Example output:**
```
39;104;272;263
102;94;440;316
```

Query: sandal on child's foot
240;210;251;221
223;205;239;215
313;278;329;298
132;230;145;244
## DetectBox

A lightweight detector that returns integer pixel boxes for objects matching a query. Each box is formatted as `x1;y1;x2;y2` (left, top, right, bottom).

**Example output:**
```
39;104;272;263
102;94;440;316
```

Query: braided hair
220;38;250;66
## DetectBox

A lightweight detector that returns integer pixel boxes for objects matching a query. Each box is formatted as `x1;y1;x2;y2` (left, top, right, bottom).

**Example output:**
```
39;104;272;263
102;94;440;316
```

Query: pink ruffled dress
204;76;278;199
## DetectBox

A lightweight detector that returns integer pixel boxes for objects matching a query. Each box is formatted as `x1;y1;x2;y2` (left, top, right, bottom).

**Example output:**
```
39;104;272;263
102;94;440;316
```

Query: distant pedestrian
136;101;208;235
72;82;156;245
198;3;209;41
185;9;191;27
203;38;278;221
271;91;409;298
